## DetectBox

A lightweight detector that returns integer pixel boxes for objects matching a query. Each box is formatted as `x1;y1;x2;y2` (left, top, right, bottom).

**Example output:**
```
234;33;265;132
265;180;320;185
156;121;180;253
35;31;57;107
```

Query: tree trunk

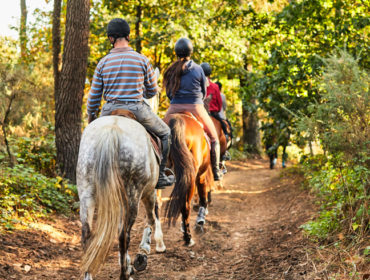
52;0;62;101
135;1;142;53
20;0;27;61
55;0;90;183
240;70;261;155
1;93;16;167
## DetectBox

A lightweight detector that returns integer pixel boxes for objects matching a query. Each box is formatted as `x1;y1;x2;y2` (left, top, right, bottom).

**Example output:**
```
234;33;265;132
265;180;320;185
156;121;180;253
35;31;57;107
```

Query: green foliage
301;155;369;241
0;164;78;231
298;50;369;243
298;50;369;164
11;131;56;177
254;0;369;147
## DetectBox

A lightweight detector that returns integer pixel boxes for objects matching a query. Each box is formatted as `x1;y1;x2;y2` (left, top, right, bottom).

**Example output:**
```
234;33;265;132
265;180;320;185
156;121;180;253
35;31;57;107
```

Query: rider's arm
200;70;207;100
143;59;158;97
87;63;104;120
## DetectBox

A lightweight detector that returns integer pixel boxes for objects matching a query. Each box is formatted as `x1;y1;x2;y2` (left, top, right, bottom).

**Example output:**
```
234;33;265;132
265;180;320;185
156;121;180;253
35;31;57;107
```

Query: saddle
110;109;162;163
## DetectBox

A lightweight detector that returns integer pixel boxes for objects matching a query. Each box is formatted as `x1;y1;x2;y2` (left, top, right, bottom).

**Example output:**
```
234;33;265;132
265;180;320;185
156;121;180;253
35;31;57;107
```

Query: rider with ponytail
163;38;222;181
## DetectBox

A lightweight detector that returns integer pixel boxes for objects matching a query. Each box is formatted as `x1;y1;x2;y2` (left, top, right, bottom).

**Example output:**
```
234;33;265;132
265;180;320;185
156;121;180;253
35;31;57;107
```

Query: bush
298;50;369;166
301;155;369;242
0;164;78;230
298;51;369;244
11;132;56;177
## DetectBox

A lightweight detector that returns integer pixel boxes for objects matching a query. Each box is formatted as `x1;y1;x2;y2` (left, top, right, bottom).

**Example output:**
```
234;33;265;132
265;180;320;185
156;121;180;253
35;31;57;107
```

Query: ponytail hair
163;58;188;98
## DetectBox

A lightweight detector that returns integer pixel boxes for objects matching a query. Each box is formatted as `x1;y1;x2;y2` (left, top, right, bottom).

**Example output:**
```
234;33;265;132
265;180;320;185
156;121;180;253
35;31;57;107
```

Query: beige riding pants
165;104;218;142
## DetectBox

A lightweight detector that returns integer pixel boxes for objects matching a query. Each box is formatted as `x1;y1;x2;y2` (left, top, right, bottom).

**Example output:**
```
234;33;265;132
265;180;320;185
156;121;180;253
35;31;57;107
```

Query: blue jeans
100;101;170;138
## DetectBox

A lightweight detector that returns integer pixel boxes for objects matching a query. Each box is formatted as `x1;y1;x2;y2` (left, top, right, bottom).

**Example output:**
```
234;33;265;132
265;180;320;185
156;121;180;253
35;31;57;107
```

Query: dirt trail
0;159;316;280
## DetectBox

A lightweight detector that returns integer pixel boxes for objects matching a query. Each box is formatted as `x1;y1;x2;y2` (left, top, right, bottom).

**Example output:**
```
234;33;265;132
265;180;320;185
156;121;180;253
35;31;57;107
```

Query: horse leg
79;191;95;280
195;175;208;234
154;191;166;253
133;190;166;272
181;180;195;247
119;202;137;280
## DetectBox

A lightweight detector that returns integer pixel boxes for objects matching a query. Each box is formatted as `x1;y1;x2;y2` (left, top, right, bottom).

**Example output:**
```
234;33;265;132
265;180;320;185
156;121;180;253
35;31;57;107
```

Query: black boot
210;141;222;181
156;135;175;189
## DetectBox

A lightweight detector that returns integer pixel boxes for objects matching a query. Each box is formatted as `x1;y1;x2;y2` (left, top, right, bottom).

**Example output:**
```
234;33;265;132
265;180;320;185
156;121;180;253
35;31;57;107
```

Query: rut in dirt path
0;159;316;280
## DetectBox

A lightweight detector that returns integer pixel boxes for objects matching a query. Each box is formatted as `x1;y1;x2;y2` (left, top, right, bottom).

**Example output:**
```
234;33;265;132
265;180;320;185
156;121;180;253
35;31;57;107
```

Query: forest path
0;159;316;280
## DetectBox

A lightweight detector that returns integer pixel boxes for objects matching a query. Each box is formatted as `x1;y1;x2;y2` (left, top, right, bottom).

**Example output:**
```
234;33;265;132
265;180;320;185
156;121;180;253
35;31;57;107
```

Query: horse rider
163;38;222;181
214;81;233;141
86;18;175;189
200;63;231;142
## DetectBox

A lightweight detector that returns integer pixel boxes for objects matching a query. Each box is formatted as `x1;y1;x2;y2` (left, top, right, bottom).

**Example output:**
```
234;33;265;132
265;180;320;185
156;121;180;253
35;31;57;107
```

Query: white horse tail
81;124;125;276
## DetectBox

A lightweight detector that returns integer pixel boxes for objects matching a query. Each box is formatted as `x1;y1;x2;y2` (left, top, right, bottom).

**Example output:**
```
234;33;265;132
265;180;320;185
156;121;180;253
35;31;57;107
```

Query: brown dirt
0;159;319;280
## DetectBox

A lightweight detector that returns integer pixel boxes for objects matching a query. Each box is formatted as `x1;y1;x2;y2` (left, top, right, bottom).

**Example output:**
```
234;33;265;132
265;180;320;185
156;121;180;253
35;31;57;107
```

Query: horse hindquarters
166;116;196;246
78;125;127;278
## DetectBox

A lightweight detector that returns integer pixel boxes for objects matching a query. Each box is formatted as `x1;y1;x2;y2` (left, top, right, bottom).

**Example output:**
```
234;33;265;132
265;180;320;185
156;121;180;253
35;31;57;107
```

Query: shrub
11;132;57;177
301;155;369;241
0;164;78;230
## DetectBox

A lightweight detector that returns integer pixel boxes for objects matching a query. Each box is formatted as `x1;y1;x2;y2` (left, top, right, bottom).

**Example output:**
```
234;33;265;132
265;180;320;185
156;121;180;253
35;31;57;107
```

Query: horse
211;116;232;174
76;93;166;280
164;112;214;246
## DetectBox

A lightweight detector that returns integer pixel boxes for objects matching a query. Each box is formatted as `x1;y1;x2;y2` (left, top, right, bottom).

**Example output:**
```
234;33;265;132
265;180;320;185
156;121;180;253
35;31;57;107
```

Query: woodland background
0;0;368;278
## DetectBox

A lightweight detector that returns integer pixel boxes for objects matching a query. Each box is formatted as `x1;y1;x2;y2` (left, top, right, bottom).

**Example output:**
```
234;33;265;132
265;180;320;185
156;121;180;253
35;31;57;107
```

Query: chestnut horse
164;113;214;246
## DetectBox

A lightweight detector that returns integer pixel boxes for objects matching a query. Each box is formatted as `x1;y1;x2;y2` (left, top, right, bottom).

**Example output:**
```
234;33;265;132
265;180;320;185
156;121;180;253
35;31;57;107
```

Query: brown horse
164;112;214;246
211;116;232;186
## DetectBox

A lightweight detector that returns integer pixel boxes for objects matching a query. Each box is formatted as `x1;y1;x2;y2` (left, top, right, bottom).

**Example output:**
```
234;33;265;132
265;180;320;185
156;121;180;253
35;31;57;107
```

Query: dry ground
1;159;320;280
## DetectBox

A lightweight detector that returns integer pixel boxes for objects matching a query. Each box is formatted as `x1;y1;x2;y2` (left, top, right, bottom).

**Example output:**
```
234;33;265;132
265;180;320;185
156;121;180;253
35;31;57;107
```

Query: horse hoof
195;224;204;234
156;243;166;253
186;239;195;247
133;254;148;271
84;272;93;280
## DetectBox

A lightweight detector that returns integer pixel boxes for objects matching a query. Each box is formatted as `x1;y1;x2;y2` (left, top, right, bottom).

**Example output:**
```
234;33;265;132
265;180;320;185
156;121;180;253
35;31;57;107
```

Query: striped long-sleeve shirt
87;47;158;114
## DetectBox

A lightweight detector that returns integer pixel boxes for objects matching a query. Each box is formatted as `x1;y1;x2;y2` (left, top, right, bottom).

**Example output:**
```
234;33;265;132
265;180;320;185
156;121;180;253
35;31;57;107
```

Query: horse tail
81;124;125;276
166;115;196;225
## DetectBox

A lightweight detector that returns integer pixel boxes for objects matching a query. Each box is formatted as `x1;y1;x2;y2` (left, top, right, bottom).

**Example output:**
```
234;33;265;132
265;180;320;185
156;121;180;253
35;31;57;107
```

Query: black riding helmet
174;38;193;58
107;18;130;39
200;62;212;77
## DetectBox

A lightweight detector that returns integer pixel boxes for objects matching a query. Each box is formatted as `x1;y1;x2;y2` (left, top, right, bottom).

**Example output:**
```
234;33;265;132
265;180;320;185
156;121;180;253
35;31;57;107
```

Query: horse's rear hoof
195;223;205;234
133;254;148;271
186;238;195;247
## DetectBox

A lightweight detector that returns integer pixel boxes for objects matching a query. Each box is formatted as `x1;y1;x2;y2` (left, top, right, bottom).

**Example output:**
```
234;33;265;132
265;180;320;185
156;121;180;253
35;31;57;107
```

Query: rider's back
167;60;206;105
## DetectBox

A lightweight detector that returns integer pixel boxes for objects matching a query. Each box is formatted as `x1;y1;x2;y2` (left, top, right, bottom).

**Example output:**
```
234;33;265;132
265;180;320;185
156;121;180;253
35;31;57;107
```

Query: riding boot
156;135;175;189
210;141;223;181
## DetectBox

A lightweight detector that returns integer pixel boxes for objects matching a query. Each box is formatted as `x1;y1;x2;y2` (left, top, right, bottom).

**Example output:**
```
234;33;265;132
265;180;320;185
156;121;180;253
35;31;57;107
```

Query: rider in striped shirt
87;18;175;189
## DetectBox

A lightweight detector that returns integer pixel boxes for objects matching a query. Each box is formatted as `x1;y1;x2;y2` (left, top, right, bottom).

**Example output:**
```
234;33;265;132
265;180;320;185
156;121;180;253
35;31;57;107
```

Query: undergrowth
0;134;78;232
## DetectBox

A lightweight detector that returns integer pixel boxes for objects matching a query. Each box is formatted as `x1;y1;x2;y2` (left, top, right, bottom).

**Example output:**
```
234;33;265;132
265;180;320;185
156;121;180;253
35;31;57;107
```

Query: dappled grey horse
76;90;166;280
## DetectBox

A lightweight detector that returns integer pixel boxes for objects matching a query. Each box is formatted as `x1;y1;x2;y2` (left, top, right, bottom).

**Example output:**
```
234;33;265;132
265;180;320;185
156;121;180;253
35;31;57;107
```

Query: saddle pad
110;109;162;163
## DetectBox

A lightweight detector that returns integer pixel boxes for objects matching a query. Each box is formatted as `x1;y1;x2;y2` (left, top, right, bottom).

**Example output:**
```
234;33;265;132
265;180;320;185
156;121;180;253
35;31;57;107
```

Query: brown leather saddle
110;109;162;163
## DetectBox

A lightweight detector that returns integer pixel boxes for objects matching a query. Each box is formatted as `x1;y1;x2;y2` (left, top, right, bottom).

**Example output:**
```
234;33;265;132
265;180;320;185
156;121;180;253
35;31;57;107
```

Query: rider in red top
201;63;222;113
206;78;223;113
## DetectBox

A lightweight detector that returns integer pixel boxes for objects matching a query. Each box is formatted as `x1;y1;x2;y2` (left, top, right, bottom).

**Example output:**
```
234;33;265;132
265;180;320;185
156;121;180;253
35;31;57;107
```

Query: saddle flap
146;131;162;163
